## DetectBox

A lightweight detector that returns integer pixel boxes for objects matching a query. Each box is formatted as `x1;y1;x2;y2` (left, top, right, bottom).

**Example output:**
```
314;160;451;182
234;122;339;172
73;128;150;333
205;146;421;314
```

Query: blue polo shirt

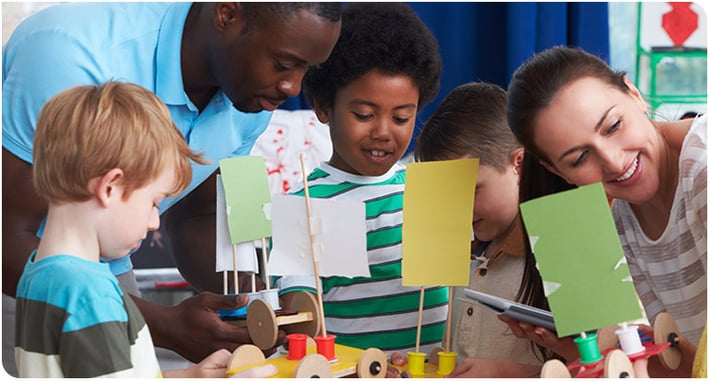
3;2;273;275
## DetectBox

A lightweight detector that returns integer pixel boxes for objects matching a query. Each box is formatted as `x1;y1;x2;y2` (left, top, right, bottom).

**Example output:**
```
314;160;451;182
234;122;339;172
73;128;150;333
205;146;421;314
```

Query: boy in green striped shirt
274;3;447;355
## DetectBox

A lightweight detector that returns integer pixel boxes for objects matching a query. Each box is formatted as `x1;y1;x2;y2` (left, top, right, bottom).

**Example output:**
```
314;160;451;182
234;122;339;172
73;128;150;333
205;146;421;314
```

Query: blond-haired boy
14;81;262;377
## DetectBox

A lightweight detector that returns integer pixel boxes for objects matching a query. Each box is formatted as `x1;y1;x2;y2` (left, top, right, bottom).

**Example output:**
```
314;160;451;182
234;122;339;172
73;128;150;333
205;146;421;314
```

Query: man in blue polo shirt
2;2;341;374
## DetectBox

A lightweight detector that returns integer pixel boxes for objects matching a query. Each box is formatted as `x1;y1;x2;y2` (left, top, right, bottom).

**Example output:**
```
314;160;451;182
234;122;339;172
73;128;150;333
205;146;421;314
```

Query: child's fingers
532;327;557;346
231;364;279;378
385;367;402;378
389;351;408;366
498;315;526;338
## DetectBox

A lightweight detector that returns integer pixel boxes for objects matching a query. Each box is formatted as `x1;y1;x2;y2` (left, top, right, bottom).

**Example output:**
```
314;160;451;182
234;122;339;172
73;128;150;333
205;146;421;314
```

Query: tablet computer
462;288;556;332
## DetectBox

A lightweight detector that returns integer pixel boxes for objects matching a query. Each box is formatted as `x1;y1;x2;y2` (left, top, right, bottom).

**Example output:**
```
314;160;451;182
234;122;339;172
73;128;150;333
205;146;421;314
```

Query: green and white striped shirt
275;162;448;353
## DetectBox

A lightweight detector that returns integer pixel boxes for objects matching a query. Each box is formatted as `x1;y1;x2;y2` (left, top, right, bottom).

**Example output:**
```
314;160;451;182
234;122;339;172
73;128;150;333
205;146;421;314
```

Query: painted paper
519;182;643;337
269;194;370;277
402;159;478;286
218;156;272;243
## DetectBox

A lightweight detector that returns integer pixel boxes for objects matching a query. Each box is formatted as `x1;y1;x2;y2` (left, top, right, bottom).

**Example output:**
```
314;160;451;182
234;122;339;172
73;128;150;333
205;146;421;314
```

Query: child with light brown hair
14;81;275;378
414;81;564;377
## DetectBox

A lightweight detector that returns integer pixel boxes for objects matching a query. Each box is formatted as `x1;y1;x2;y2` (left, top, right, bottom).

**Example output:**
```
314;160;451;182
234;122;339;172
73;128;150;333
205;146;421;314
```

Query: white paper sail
269;194;370;277
216;175;258;272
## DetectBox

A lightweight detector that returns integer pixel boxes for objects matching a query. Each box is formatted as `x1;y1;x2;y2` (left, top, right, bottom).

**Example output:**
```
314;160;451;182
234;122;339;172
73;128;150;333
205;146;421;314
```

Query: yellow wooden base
227;343;384;378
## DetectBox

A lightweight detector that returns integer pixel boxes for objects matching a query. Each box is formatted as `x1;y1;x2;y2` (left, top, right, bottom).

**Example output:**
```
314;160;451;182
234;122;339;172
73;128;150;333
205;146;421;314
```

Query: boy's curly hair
303;2;441;112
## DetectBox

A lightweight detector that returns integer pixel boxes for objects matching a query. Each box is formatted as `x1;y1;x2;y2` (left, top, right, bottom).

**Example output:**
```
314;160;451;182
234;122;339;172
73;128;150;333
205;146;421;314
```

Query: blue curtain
282;2;609;153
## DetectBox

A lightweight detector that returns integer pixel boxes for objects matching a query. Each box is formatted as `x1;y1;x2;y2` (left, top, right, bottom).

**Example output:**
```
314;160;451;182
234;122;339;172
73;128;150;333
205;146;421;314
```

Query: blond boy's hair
33;81;206;203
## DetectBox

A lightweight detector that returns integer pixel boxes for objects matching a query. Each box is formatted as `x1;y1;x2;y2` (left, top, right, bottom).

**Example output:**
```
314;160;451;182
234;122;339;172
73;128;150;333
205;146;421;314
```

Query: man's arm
132;292;285;363
2;148;47;296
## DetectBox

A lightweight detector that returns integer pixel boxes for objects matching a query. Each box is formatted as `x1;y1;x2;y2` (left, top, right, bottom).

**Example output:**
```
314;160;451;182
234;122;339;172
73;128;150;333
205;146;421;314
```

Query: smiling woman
507;45;706;377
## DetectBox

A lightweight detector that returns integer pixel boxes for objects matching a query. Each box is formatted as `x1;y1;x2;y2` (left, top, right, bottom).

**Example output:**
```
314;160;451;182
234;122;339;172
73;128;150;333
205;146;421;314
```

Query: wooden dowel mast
300;153;328;337
445;286;453;352
415;286;425;353
261;237;271;290
232;244;239;294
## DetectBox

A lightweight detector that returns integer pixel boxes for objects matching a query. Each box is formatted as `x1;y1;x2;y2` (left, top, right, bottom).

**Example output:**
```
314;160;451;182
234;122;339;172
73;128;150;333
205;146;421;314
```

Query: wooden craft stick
445;286;453;352
251;273;256;293
223;271;228;295
300;153;328;337
261;237;271;290
416;286;425;353
232;244;239;294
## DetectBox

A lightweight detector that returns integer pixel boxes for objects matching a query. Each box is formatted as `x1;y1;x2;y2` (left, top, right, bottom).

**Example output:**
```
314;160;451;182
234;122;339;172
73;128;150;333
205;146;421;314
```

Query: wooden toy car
225;342;388;378
540;312;683;378
225;291;321;350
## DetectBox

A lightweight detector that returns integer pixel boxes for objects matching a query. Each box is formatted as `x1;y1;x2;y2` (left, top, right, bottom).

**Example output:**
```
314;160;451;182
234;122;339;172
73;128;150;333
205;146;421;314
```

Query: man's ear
540;160;574;185
312;100;330;124
214;2;243;33
92;168;124;208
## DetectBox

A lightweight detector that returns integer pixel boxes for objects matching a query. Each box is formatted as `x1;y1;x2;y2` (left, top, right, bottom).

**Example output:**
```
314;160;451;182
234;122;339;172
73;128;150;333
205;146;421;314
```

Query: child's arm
162;348;279;378
498;315;578;361
163;349;232;378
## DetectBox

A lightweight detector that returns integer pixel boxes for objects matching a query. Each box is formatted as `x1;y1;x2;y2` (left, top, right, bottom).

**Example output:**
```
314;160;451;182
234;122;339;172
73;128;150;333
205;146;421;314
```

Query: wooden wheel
654;312;682;369
227;344;266;371
294;354;333;378
284;291;321;337
603;349;635;378
247;298;279;349
540;359;571;378
357;348;387;378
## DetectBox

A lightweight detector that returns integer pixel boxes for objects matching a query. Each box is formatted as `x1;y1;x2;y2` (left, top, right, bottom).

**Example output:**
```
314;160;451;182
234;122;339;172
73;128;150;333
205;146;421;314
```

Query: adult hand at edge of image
133;292;285;363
